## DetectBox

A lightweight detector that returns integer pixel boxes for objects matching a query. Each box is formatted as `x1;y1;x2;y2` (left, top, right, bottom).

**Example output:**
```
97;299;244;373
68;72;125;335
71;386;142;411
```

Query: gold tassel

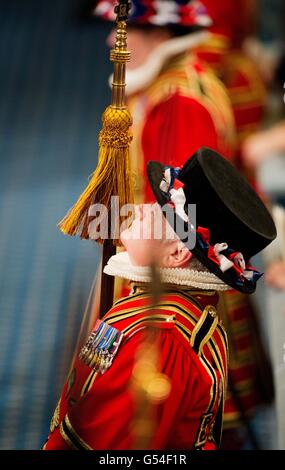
58;107;133;244
58;2;133;246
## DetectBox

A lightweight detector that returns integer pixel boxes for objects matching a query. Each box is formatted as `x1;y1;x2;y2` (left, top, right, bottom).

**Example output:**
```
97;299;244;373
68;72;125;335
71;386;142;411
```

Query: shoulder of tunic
78;290;228;374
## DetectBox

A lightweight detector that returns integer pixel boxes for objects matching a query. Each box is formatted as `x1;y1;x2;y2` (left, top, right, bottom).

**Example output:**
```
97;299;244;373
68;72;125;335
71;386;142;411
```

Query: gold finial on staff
110;1;131;108
58;0;134;245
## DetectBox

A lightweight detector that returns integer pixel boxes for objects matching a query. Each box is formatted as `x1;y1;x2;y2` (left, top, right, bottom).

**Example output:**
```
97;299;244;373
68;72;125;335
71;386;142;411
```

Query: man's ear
165;241;192;268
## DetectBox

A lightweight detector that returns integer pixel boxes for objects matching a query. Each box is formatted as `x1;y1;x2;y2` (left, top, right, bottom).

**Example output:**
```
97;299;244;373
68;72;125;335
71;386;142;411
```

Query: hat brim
147;160;256;294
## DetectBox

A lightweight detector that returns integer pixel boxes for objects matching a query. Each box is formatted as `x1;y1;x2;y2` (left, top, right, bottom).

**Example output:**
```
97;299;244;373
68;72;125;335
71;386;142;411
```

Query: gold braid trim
60;415;93;450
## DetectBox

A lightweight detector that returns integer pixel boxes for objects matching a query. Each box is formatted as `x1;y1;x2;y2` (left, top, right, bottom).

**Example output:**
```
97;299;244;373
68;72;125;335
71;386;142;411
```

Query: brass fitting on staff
110;1;132;109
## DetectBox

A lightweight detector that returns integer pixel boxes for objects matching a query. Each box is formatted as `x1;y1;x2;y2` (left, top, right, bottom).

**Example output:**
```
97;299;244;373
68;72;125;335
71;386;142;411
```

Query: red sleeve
44;329;206;450
141;93;232;202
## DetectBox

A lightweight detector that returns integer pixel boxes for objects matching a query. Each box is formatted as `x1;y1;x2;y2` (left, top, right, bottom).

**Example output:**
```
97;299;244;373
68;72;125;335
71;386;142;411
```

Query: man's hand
266;259;285;290
242;122;285;169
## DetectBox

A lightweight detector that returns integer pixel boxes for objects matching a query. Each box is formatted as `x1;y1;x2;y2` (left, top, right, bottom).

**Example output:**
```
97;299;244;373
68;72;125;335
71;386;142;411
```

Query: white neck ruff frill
103;251;230;291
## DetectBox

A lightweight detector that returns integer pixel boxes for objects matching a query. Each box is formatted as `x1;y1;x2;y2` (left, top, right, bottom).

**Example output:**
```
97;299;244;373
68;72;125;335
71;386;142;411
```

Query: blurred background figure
242;0;285;450
0;0;111;449
93;0;236;203
196;0;267;186
194;0;277;449
241;4;285;286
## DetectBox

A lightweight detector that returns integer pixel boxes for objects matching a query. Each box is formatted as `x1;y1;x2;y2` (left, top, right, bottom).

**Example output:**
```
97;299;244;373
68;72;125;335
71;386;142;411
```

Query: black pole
99;239;116;318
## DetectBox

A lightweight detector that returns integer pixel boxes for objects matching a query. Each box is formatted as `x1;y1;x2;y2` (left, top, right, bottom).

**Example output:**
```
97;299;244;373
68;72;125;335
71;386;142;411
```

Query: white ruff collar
109;31;209;96
104;251;230;291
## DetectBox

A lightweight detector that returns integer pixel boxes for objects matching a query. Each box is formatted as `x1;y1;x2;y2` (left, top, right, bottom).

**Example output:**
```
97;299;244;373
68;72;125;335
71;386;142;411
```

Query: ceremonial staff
58;1;165;448
58;0;133;316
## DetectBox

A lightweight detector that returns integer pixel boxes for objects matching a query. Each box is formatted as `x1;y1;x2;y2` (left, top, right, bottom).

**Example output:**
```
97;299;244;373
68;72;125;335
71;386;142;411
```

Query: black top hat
147;147;277;294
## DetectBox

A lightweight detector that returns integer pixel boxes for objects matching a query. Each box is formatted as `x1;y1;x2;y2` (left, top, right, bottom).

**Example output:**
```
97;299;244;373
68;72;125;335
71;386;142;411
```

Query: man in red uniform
44;147;276;450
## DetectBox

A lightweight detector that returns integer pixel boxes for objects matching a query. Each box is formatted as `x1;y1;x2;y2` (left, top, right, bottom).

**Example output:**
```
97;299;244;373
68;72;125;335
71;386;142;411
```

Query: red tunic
44;287;228;450
127;51;236;203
